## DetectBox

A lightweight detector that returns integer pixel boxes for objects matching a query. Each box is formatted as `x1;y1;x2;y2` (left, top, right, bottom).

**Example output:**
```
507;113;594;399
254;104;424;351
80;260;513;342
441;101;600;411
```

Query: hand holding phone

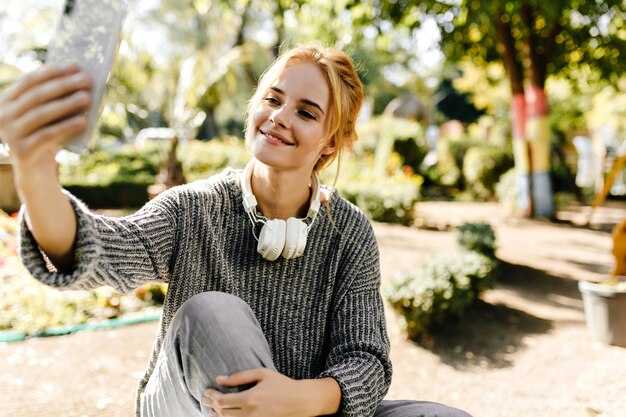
45;0;127;153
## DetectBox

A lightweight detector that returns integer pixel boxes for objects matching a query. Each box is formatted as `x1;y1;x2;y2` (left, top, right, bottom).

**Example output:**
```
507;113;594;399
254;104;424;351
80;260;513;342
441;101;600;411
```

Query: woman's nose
269;106;290;129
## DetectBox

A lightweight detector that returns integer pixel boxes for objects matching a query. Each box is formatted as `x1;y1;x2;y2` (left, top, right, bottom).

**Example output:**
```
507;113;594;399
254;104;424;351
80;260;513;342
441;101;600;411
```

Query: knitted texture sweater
18;168;392;417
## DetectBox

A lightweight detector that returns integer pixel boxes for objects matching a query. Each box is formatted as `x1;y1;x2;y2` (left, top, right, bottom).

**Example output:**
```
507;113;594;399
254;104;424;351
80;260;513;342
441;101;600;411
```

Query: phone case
46;0;127;153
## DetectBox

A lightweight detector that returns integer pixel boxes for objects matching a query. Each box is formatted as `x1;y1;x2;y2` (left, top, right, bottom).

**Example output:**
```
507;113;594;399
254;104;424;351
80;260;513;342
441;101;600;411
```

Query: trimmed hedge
59;137;423;224
385;222;500;341
63;182;151;208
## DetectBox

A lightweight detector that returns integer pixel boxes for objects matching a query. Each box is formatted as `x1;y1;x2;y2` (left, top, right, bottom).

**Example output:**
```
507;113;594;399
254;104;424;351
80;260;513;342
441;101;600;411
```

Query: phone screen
45;0;127;153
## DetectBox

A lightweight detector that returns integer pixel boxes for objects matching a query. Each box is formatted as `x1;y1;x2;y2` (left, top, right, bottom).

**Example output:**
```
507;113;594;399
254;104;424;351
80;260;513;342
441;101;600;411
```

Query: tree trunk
198;106;218;140
521;2;555;218
496;5;556;218
496;11;533;217
525;85;554;218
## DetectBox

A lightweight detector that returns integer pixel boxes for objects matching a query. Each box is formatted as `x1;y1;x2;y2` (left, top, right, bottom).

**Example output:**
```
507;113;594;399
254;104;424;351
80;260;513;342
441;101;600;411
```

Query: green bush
59;146;159;187
495;168;519;212
462;146;514;199
59;138;250;207
64;183;151;208
456;222;497;259
0;213;167;336
180;137;249;181
58;135;421;221
355;116;425;156
436;137;482;187
385;221;499;341
333;155;423;224
385;251;498;340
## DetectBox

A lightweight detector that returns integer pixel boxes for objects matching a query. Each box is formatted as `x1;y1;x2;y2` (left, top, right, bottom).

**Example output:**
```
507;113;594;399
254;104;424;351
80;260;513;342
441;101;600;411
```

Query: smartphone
45;0;127;153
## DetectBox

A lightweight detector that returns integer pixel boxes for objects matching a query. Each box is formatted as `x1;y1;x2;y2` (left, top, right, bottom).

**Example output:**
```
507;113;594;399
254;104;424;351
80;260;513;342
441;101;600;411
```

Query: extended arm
0;64;92;270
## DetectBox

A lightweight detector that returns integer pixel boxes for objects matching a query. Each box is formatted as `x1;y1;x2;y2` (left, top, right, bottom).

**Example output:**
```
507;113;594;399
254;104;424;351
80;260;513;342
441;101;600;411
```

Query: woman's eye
264;97;280;105
299;110;316;120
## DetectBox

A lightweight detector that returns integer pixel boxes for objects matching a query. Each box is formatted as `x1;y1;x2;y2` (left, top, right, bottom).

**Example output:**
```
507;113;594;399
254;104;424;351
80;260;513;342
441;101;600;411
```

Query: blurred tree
368;0;626;218
436;78;485;124
146;0;258;140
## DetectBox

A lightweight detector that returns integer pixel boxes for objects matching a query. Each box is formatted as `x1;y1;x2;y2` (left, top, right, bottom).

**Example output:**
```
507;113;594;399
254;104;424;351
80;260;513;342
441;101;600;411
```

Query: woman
0;44;472;417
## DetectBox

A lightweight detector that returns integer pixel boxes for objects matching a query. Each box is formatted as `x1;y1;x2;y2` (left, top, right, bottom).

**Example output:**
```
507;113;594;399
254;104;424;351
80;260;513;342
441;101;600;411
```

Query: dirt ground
1;201;625;417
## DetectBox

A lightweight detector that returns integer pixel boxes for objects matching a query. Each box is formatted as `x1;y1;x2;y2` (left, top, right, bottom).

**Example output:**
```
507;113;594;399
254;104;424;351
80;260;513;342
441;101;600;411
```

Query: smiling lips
260;129;294;146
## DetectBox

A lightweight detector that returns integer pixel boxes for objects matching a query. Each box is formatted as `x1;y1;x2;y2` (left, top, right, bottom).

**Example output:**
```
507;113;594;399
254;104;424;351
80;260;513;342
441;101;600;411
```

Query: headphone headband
240;160;321;220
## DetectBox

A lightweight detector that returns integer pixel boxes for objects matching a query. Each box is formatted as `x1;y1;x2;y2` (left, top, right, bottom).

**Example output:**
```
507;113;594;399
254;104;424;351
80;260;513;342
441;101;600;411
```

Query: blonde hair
244;43;364;173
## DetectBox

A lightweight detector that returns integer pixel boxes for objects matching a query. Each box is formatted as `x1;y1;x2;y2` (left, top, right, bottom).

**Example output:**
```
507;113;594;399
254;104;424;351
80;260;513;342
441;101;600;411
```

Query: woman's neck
250;162;313;219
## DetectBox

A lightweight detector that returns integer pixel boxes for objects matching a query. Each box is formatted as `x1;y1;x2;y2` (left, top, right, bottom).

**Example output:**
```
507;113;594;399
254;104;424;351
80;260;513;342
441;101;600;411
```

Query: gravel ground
1;201;625;417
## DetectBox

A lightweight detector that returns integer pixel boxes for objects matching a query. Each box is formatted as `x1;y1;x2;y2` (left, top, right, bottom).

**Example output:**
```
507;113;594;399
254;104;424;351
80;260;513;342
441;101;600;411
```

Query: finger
203;389;246;409
215;391;249;409
217;369;265;387
221;409;246;417
202;389;220;406
21;114;88;152
11;72;91;120
14;90;91;138
4;63;79;101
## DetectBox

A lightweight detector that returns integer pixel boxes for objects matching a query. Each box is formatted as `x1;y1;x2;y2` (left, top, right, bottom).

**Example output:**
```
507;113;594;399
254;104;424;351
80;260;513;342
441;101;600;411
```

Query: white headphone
240;160;321;261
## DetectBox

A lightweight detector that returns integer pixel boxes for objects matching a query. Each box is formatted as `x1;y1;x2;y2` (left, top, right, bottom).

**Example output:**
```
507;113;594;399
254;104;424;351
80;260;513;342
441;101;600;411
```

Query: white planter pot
579;279;626;347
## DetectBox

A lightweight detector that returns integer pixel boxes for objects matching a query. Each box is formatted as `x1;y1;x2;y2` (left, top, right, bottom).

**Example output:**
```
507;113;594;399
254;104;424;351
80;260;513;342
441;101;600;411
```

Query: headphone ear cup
282;217;308;259
257;219;286;261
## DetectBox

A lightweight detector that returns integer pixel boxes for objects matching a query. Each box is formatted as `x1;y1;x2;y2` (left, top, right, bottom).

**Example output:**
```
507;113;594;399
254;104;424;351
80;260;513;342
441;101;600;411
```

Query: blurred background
1;1;626;416
1;0;624;217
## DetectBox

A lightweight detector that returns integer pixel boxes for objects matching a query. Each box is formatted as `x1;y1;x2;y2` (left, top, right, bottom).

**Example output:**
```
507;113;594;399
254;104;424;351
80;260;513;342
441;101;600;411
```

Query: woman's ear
321;139;336;156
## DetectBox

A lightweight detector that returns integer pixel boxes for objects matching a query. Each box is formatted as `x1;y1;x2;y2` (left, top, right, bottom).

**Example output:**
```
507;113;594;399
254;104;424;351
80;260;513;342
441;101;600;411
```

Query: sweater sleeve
18;188;180;293
317;223;392;417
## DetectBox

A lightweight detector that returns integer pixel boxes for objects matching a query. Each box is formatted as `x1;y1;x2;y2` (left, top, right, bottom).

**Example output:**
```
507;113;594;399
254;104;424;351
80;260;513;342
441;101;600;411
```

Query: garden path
1;201;625;417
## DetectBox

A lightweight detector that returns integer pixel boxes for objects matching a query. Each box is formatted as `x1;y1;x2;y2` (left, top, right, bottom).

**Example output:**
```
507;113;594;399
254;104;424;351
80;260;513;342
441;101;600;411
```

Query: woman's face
248;61;333;174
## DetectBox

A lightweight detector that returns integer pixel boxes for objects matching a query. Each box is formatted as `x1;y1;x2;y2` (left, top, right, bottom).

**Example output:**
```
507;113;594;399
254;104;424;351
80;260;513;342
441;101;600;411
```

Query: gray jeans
141;292;472;417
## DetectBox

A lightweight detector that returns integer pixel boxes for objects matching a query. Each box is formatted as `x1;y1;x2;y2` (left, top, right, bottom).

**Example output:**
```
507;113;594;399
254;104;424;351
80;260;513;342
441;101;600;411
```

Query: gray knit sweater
19;168;392;417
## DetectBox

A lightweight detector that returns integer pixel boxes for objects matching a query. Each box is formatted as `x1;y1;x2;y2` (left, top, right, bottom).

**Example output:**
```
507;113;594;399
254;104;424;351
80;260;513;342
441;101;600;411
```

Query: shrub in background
456;222;497;258
385;251;497;340
59;135;422;224
462;146;514;199
59;143;161;207
495;168;519;213
355;116;425;157
385;222;499;341
332;154;423;224
435;137;481;187
179;137;249;181
0;212;167;337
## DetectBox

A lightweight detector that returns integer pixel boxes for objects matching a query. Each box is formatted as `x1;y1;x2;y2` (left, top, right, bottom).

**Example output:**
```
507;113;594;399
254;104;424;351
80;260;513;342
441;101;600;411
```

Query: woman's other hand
203;368;340;417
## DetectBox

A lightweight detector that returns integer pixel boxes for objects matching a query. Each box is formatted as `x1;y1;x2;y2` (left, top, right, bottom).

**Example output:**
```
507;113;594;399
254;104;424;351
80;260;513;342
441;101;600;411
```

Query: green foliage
58;135;421;221
391;1;626;83
337;161;423;224
59;146;160;187
385;219;500;341
321;117;427;224
355;116;425;158
462;146;514;199
58;143;162;207
495;168;519;212
436;137;482;187
385;251;499;341
180;137;249;181
456;222;497;260
0;213;166;336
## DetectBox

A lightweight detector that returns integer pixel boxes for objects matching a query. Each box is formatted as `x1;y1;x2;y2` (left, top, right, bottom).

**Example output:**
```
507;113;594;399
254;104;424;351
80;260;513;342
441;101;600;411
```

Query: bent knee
174;291;253;324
